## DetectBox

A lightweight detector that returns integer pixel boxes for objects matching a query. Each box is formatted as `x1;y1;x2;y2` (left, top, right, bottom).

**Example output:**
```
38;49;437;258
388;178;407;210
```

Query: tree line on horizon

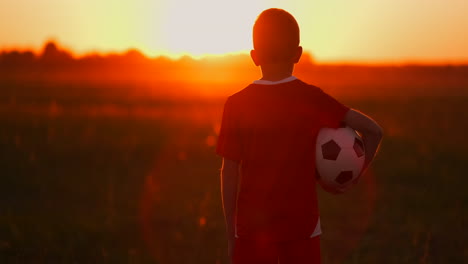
1;41;467;98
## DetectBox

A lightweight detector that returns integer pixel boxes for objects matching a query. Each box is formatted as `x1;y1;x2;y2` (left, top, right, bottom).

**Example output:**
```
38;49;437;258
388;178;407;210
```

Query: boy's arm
344;109;383;172
220;158;240;254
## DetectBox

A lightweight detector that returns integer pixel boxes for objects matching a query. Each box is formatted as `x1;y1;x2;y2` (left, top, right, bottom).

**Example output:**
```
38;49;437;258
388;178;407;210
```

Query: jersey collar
252;76;298;85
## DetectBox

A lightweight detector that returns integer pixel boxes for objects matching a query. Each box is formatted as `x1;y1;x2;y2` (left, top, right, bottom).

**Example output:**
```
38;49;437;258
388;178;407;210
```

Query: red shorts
232;236;321;264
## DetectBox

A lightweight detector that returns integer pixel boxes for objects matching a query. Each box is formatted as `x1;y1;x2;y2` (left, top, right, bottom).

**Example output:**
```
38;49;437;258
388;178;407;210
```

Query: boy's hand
227;236;235;261
344;109;383;169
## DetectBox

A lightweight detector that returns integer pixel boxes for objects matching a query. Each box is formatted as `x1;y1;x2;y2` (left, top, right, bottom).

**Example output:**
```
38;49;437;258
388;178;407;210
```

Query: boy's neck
259;63;295;82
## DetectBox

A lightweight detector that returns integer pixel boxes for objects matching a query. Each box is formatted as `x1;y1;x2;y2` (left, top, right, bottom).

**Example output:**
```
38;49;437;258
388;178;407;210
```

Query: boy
216;8;383;264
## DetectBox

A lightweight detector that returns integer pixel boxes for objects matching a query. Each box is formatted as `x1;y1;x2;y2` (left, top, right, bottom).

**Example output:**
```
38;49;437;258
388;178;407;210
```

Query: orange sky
1;0;467;63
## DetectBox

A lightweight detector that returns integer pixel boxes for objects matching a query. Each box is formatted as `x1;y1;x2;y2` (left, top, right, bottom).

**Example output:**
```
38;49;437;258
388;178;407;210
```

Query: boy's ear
292;46;303;63
250;50;261;66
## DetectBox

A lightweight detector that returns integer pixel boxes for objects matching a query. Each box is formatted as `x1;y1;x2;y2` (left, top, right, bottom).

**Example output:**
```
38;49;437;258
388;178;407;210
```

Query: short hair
253;8;300;64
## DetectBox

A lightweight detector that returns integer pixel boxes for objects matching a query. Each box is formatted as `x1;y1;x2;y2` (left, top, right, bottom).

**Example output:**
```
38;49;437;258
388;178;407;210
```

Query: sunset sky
0;0;467;63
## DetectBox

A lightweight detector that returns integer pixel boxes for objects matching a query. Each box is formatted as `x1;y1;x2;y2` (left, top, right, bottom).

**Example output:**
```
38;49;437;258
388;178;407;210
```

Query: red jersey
216;77;349;242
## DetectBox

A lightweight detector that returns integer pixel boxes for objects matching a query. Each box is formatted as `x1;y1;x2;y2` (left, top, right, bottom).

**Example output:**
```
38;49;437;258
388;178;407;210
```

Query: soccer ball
315;126;365;193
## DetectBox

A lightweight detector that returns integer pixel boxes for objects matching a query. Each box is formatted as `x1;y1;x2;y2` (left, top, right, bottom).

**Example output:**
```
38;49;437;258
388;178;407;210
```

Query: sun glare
152;0;268;57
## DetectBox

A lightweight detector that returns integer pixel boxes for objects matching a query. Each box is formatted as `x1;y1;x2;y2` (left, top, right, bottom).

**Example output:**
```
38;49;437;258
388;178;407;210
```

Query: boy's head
251;8;302;66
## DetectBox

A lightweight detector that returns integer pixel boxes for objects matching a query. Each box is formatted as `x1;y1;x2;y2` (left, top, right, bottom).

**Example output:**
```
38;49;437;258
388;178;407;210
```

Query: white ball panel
316;159;341;179
336;148;359;171
332;127;359;148
316;128;336;145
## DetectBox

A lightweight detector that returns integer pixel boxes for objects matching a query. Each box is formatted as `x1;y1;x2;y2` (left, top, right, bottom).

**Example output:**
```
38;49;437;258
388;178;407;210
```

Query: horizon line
1;41;468;66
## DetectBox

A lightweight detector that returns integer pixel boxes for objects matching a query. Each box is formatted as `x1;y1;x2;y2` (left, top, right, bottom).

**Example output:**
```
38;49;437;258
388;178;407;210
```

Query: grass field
0;89;466;263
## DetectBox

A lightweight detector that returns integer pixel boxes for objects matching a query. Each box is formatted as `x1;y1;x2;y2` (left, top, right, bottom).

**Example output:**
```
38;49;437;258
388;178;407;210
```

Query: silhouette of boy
217;8;383;264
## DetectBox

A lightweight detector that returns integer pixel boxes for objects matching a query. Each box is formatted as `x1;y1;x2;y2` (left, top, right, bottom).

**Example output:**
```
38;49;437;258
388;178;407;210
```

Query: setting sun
155;0;268;57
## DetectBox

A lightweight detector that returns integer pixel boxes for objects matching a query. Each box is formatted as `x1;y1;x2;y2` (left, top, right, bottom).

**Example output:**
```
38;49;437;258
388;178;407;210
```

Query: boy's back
217;77;349;241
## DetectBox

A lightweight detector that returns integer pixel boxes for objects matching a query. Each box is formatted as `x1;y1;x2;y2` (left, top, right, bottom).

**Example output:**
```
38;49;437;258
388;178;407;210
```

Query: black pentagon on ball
321;140;341;160
353;138;364;157
335;171;353;184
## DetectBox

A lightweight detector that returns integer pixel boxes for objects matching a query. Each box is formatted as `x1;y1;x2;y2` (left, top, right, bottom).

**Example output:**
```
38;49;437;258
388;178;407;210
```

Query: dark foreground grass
0;96;466;263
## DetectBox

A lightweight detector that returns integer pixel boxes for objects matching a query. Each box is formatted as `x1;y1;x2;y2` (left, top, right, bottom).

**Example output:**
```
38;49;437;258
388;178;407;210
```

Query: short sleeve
319;90;350;128
216;97;242;161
